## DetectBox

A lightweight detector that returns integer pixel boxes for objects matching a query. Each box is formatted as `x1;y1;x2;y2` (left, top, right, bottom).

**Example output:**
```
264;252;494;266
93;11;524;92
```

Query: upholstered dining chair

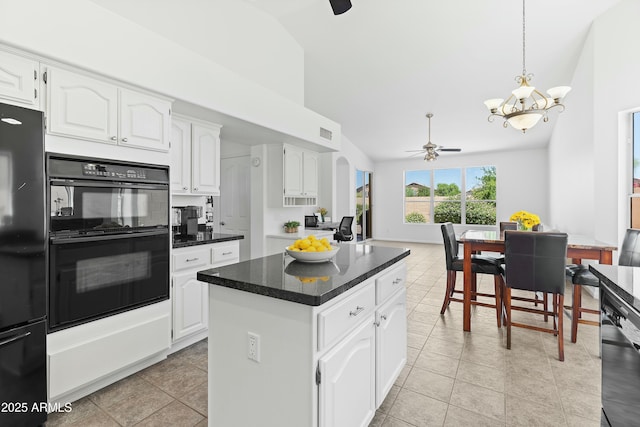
440;222;504;327
566;228;640;342
503;230;568;361
333;216;354;243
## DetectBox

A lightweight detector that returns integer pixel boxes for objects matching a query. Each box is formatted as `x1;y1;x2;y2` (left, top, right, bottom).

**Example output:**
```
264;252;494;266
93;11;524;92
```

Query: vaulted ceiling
93;0;622;161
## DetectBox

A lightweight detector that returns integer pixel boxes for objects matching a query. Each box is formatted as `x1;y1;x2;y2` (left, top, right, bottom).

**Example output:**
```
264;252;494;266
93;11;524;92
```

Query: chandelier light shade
484;0;571;133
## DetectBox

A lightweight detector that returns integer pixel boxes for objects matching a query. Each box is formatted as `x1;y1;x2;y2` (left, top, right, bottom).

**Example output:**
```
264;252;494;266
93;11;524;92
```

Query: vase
517;221;531;231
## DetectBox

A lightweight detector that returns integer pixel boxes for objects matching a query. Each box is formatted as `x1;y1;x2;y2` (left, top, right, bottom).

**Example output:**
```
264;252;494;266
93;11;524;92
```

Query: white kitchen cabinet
170;115;221;195
46;66;171;151
171;241;239;349
0;50;39;109
268;143;319;207
375;288;407;406
318;317;376;427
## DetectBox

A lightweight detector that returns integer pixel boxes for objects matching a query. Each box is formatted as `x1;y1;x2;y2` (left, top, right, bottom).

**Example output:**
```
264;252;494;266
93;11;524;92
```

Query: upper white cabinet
268;143;319;207
46;66;171;151
0;50;39;109
170;115;221;195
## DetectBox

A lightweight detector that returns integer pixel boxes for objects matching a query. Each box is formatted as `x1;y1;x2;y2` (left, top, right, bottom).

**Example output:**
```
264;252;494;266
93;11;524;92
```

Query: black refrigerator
0;103;47;426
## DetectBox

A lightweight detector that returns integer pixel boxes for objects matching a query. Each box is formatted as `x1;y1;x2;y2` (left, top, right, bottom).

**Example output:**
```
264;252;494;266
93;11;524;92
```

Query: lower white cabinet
318;316;376;427
171;241;239;347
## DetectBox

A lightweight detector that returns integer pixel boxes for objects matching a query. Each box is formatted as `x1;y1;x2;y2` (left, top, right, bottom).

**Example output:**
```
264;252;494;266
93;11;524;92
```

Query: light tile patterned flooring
46;241;602;426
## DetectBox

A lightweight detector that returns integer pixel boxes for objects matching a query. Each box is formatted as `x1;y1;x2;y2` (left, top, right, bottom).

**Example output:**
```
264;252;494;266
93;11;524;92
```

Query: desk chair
503;231;568;361
566;228;640;342
440;222;504;327
333;216;354;243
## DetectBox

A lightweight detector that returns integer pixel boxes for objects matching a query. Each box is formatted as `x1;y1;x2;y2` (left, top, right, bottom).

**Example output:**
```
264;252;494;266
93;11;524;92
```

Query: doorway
220;155;251;261
356;170;372;241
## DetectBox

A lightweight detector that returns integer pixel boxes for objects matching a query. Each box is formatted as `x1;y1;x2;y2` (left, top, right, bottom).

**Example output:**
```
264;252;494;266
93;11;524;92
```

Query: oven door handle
50;179;168;190
50;229;168;244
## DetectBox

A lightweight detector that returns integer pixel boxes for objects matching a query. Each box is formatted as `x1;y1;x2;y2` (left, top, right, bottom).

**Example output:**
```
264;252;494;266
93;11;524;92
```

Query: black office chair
503;231;568;361
333;216;354;242
565;228;640;342
440;222;504;327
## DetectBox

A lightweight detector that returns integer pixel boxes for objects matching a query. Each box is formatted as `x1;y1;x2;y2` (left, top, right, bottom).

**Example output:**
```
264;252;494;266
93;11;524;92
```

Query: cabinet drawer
376;263;406;304
211;244;239;265
318;281;375;351
173;248;210;272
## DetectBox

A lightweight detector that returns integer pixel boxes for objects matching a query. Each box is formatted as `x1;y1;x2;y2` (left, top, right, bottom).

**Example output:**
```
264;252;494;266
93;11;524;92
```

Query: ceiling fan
406;113;462;161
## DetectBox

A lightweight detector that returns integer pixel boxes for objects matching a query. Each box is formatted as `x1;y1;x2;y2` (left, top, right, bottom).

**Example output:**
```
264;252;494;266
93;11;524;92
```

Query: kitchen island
197;244;410;427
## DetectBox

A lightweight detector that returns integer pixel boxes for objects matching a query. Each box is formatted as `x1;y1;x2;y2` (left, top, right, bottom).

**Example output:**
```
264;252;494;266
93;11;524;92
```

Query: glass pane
632;197;640;228
434;201;461;224
466;166;496;200
635;112;640;193
404;170;430;223
466;201;497;225
434;169;461;224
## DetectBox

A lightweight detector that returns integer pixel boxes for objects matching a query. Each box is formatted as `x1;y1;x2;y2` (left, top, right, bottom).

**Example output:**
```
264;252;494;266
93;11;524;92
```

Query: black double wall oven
47;154;170;332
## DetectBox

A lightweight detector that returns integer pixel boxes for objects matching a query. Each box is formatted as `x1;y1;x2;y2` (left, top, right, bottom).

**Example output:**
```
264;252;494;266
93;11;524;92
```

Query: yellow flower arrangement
509;210;540;230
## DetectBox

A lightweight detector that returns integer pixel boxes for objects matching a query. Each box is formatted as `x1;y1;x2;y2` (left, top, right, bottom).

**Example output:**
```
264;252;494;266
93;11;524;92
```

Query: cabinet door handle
183;186;188;190
194;187;198;191
185;257;199;262
121;137;128;142
222;251;233;256
393;278;403;284
349;306;365;317
111;136;117;141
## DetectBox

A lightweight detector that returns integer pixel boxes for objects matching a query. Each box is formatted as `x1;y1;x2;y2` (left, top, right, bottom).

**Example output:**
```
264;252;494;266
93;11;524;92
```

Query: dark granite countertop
590;264;640;313
197;244;410;306
173;232;244;249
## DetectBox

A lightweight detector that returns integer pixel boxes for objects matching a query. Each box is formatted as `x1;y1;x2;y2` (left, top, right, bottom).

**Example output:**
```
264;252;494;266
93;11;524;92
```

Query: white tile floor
46;241;602;426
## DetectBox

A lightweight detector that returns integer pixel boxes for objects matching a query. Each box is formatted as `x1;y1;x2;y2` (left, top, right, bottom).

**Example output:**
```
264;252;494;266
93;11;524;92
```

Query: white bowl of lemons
285;235;340;263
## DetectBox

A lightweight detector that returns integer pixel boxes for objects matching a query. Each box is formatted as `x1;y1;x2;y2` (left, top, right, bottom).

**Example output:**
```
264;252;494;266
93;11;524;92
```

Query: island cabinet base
207;261;407;427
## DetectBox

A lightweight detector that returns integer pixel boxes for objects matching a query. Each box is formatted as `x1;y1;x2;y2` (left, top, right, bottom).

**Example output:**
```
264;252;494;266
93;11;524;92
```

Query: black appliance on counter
0;103;47;426
600;281;640;426
173;205;201;239
47;153;170;332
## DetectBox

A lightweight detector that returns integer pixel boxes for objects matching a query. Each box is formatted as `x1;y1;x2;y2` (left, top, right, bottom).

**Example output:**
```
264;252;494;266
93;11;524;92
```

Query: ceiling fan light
484;98;504;113
506;112;543;132
546;86;571;100
511;85;535;100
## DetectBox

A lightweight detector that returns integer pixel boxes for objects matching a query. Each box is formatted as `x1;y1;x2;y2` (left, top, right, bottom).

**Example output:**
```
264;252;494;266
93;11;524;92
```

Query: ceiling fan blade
405;149;425;153
438;148;462;152
408;151;424;158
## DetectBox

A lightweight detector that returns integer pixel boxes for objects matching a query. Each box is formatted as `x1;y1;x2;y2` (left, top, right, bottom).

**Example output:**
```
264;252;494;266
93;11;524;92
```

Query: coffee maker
172;206;201;238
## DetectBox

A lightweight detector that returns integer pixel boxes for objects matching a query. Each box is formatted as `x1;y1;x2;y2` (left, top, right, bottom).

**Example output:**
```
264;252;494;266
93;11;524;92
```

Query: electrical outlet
247;332;260;362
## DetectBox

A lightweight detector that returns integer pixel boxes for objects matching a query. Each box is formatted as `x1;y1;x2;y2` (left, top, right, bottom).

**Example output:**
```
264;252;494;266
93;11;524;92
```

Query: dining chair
503;230;568;361
333;216;354;243
565;228;640;342
500;221;518;232
440;222;504;327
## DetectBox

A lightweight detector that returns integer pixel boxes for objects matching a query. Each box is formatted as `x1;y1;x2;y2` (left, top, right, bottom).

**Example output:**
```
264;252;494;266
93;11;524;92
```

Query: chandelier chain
522;0;526;76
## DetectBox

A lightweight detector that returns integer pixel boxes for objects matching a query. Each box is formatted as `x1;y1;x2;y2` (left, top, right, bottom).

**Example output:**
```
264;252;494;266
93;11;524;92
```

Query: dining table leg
463;242;473;331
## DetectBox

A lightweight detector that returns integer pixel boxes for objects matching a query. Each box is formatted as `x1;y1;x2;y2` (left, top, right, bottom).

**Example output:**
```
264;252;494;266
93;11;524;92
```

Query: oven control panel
83;163;147;180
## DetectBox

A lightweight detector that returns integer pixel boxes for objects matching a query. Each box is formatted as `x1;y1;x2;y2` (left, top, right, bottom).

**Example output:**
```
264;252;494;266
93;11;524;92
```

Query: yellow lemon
320;237;329;245
316;245;327;252
308;234;316;241
298;239;311;249
305;246;317;252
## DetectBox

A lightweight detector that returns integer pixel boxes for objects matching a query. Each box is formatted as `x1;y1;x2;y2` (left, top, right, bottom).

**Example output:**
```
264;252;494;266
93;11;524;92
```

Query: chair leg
440;270;454;314
552;294;557;332
557;294;565;362
504;286;512;350
571;284;581;343
471;273;477;301
543;293;549;322
493;275;502;328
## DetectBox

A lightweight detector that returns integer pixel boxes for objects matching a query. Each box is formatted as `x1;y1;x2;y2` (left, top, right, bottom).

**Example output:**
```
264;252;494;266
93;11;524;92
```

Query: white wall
87;0;304;105
373;148;549;243
548;0;640;247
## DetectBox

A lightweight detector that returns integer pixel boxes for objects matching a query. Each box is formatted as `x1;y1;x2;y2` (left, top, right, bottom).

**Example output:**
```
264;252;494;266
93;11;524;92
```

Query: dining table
458;229;617;334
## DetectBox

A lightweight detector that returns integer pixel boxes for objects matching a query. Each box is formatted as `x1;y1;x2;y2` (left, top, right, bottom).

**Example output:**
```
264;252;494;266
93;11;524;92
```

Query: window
404;166;496;225
631;112;640;227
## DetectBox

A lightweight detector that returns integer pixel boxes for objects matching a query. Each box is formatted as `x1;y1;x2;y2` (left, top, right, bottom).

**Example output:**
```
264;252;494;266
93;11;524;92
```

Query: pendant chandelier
483;0;571;133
